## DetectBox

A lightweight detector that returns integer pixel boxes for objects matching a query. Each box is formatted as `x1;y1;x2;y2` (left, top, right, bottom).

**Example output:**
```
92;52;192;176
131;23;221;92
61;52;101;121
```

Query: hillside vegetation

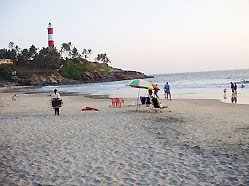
0;42;151;85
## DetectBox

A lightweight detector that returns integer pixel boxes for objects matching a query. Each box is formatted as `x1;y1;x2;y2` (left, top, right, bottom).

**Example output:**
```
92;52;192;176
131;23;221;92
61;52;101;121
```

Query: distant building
0;59;13;65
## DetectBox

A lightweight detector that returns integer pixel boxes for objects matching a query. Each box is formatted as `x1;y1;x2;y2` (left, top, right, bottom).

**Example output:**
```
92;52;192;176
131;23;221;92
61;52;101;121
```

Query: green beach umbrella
129;79;154;111
128;79;154;90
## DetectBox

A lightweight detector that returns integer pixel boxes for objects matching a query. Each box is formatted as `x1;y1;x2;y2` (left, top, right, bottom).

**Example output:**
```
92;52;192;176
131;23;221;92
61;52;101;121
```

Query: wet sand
0;92;249;185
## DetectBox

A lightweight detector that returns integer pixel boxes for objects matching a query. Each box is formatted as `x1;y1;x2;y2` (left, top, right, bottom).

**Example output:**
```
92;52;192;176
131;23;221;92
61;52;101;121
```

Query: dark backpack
152;97;160;108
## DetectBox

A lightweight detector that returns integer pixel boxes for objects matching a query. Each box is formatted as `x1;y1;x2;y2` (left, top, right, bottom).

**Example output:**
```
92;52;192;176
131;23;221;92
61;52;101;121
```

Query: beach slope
0;93;248;185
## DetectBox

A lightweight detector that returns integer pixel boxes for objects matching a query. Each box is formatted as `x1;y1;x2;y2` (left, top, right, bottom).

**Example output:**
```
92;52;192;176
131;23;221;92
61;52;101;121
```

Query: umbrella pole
136;88;140;111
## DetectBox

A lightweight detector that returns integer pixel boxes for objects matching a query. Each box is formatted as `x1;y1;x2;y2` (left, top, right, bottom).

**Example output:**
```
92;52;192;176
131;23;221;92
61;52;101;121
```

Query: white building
0;59;13;65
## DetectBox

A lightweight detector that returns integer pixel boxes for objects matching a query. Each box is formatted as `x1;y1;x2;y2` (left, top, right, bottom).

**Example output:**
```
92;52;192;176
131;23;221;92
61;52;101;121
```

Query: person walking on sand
51;89;62;115
164;82;171;100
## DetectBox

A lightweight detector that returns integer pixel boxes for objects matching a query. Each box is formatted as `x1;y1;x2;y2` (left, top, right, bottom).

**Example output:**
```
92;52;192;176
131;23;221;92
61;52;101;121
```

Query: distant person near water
231;91;237;104
230;82;238;104
230;82;237;93
230;82;234;92
51;89;62;115
234;83;237;92
164;82;171;100
223;88;227;99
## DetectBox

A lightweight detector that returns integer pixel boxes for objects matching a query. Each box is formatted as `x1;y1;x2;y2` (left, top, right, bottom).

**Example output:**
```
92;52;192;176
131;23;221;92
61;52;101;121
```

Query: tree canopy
0;41;114;81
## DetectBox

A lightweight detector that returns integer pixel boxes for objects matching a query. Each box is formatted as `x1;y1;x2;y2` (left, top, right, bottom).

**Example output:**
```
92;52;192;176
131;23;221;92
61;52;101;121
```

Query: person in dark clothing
164;82;171;100
230;82;234;92
148;89;153;97
234;83;237;92
151;96;167;109
152;96;160;108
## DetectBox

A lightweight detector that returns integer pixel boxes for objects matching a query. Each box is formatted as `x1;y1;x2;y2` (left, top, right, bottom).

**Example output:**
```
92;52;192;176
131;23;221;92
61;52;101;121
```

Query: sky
0;0;249;74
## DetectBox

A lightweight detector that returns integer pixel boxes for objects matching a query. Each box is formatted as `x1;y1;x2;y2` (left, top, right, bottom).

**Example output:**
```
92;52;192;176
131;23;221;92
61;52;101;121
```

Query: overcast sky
1;0;249;74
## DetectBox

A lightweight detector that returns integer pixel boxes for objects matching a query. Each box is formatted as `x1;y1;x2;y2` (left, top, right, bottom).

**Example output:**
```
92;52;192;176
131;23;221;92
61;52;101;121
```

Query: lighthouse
47;22;54;48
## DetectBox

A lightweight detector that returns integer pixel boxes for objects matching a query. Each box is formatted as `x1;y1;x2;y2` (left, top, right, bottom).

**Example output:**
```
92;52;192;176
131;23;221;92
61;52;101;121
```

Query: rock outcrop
4;70;153;86
79;70;153;83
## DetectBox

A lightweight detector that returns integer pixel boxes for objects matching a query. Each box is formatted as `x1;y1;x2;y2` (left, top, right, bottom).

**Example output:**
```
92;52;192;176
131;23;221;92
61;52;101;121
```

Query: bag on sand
52;98;62;108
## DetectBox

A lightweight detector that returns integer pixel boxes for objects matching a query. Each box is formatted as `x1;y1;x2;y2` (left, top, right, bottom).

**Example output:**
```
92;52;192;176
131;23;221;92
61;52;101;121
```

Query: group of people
230;82;238;104
145;82;171;108
15;80;241;116
148;82;172;100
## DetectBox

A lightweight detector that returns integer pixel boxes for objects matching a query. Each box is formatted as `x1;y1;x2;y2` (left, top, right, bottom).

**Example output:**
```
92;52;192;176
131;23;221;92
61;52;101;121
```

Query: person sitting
12;94;17;101
151;96;167;109
140;96;151;106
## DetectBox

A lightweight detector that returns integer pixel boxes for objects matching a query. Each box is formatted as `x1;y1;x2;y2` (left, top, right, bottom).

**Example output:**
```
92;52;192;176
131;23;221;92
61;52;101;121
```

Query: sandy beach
0;92;249;185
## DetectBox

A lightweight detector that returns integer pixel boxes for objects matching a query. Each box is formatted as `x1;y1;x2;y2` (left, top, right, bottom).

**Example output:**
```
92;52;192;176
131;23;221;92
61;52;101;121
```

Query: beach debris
191;145;201;150
81;107;100;111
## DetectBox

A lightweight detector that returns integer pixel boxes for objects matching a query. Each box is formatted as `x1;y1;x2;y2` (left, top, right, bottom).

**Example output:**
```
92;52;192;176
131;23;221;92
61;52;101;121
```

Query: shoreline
1;85;249;105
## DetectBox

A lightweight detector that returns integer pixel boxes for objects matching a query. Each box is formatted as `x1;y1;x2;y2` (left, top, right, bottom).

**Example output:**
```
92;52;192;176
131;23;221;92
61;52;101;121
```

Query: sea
38;69;249;104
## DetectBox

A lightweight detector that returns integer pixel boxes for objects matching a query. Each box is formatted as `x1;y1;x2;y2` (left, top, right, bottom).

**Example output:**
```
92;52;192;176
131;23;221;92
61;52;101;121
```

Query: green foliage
95;53;111;64
0;65;15;80
60;60;88;79
0;42;117;82
82;48;92;59
32;47;61;69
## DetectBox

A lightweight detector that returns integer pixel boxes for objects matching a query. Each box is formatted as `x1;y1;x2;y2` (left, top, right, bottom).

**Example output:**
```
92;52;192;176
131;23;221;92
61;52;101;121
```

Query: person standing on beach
51;89;62;115
230;82;234;92
153;84;160;99
148;89;153;98
223;88;227;99
164;82;171;100
230;82;238;103
231;91;237;104
234;83;237;93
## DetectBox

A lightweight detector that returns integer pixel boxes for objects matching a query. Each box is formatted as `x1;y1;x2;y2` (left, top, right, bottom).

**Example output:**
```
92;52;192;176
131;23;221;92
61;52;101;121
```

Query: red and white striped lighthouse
47;22;54;47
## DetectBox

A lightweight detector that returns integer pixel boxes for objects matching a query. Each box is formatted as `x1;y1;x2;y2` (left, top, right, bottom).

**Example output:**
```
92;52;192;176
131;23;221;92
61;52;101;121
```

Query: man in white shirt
51;89;62;115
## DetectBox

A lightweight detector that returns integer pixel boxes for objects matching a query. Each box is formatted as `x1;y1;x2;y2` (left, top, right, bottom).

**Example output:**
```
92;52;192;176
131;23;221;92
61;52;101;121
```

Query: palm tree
60;42;72;59
95;53;111;64
8;41;15;51
87;49;92;59
82;48;92;59
29;45;37;59
15;45;20;54
72;47;79;58
82;48;87;59
34;47;60;69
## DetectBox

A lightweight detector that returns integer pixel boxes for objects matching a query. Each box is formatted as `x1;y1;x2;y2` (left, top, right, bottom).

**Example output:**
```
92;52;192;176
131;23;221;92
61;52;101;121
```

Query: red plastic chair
111;98;124;107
